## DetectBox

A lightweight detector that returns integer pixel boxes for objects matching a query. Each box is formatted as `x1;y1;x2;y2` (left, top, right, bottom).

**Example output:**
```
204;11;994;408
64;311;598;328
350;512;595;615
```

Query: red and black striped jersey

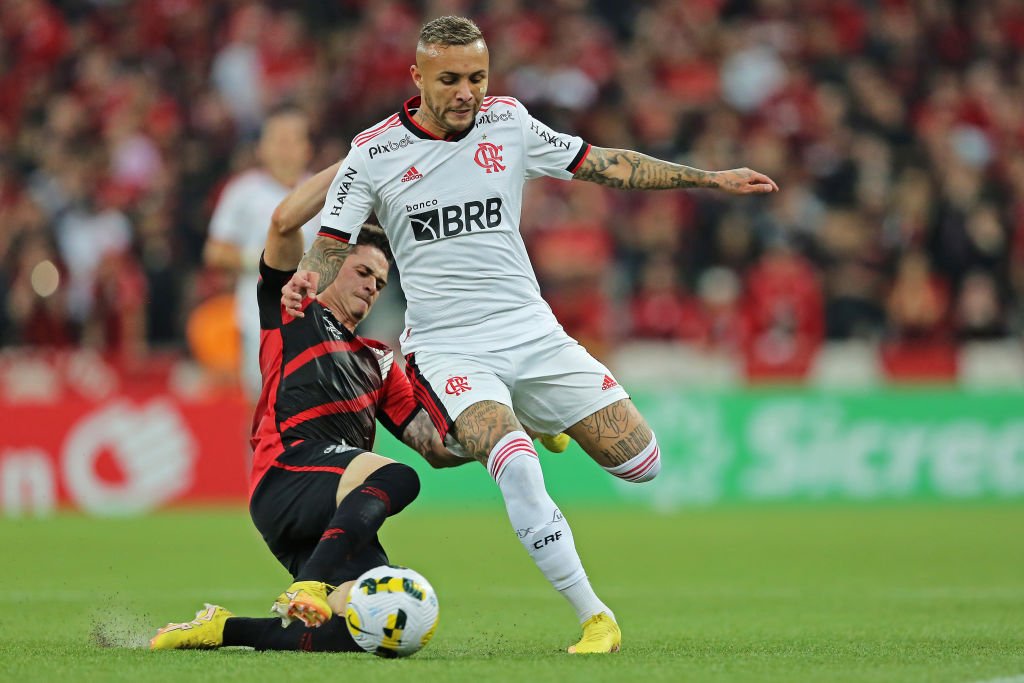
248;256;419;497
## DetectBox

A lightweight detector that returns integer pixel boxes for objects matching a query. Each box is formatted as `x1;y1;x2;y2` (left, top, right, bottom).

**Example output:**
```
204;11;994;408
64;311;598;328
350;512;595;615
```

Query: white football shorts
404;331;629;439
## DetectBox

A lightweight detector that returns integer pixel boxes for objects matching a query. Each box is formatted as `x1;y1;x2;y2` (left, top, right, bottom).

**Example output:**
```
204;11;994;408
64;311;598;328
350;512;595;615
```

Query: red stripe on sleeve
569;143;592;174
317;227;351;243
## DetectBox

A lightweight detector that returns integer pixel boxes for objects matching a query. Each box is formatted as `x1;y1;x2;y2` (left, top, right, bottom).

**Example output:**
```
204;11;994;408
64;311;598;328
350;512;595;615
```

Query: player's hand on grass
711;168;779;195
282;270;320;318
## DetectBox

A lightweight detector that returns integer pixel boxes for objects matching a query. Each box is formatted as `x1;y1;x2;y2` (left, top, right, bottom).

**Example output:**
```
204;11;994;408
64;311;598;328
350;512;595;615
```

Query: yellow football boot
150;603;233;650
539;432;571;453
567;613;621;654
270;580;333;628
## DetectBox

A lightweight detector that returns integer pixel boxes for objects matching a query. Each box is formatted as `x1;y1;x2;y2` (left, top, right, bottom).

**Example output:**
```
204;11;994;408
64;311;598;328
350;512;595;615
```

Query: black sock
297;463;420;583
222;616;361;652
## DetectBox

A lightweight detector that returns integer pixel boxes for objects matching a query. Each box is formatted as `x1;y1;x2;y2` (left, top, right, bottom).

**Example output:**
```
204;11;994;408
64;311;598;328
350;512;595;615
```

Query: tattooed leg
452;400;524;463
456;401;607;616
566;399;655;469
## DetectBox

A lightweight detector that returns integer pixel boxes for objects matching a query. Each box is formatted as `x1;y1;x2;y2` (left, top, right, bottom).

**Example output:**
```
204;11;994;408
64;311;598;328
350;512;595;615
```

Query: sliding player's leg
219;536;385;653
153;443;411;651
150;581;359;652
221;579;360;651
253;445;420;628
151;575;371;652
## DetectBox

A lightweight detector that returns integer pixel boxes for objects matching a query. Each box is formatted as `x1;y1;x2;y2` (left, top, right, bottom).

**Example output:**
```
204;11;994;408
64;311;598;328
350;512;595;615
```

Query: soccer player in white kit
284;16;779;653
205;104;320;399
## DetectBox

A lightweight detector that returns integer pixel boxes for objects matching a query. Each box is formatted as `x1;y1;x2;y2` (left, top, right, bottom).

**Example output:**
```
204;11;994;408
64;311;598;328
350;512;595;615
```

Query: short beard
425;94;467;134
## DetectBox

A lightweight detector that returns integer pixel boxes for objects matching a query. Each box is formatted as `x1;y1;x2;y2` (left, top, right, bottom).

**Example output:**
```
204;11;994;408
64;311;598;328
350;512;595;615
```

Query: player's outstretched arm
574;147;779;194
264;161;341;271
401;411;473;468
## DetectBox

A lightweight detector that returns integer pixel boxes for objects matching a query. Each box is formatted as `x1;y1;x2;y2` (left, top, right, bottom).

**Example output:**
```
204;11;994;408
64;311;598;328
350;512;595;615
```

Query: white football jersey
320;96;591;354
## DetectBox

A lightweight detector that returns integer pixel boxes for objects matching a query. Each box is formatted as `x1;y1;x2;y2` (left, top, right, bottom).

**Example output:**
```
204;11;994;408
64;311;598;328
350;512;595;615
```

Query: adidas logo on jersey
401;166;423;183
601;375;618;391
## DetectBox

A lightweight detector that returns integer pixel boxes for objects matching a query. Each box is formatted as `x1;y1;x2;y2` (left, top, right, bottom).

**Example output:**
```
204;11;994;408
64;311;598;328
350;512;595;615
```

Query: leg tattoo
566;399;653;468
452;401;523;461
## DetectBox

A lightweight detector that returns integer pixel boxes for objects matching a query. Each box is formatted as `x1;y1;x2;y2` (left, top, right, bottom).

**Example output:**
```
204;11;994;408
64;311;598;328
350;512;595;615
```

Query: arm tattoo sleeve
574;147;717;190
297;236;351;294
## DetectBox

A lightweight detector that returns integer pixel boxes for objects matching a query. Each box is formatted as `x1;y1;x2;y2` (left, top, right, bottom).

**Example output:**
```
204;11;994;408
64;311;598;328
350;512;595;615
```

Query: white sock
562;577;615;624
487;431;612;623
603;433;661;482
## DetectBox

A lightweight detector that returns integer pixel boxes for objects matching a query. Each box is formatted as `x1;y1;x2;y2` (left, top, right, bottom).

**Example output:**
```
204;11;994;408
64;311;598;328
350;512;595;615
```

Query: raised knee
388;462;420;491
368;462;421;514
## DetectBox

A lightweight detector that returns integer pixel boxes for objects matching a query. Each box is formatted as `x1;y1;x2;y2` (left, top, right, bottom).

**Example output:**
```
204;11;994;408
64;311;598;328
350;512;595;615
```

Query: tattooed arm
271;160;353;316
401;411;473;468
574;147;779;194
297;235;350;293
280;235;352;317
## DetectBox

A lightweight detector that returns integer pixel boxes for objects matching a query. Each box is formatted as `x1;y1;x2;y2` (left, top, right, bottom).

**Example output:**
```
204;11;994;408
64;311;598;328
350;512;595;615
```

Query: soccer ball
344;565;440;658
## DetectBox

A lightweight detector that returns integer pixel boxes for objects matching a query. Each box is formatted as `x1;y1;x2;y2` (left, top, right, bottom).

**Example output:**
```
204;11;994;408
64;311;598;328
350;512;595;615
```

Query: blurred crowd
2;0;1023;378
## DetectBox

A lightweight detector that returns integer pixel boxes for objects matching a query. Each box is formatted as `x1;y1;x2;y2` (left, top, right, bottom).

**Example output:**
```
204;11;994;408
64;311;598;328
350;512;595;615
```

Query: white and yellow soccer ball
345;565;440;658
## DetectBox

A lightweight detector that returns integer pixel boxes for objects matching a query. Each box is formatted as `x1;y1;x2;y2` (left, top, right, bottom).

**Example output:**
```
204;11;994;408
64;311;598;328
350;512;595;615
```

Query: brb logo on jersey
407;198;503;242
474;142;506;173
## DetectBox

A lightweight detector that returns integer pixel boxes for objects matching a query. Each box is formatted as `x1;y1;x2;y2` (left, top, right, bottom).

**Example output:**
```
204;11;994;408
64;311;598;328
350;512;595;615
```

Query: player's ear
410;64;422;91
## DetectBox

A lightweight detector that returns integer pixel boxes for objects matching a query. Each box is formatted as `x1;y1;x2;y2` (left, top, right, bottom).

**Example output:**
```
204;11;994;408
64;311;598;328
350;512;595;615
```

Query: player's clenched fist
281;270;320;318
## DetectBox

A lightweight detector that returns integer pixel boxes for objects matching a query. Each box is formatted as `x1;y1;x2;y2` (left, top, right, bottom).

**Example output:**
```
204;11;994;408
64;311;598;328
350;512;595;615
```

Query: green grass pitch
1;504;1022;682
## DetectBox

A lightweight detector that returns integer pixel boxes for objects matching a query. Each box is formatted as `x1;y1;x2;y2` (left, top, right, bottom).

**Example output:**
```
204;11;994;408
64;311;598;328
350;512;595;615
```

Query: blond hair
418;15;484;49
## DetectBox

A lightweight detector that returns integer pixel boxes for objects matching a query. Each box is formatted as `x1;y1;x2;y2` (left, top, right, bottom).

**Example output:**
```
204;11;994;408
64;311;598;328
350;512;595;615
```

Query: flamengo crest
474;142;505;173
445;376;472;396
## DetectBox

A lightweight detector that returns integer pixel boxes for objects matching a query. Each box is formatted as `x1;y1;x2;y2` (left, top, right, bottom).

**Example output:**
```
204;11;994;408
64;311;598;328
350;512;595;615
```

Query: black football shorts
249;440;390;585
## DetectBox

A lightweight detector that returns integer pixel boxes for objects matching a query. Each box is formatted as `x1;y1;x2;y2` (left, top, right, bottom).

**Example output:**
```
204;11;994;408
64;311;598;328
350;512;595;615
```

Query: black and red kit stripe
248;257;419;497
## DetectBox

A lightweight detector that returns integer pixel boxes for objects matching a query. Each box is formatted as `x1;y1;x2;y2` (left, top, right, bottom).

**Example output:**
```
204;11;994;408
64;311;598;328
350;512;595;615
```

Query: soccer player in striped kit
153;164;467;652
284;16;779;654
